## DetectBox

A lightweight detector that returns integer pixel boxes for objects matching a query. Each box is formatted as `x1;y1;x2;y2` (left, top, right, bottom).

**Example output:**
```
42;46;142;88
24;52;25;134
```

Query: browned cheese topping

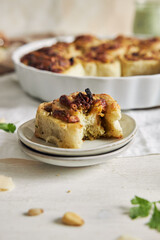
21;34;160;72
124;50;159;61
114;35;140;47
21;42;72;73
139;37;160;49
73;34;100;49
44;89;107;123
77;42;116;63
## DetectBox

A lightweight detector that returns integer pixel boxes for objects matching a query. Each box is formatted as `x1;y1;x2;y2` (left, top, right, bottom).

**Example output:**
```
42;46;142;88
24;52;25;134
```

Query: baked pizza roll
37;42;81;58
75;47;121;77
21;41;81;70
73;34;102;51
121;50;160;76
35;89;123;149
139;37;160;51
21;52;71;73
22;50;85;76
95;41;126;58
113;35;140;49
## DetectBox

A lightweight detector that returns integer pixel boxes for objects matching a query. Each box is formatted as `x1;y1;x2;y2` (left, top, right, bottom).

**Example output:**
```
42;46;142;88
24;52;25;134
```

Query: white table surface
0;74;160;240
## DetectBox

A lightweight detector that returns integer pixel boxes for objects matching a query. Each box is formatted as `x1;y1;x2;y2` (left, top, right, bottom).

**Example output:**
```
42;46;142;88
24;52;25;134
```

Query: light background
0;0;135;37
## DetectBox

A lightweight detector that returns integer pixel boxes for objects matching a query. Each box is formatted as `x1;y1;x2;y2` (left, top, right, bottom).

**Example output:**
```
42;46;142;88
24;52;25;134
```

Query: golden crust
121;58;160;77
113;35;140;48
139;37;160;51
21;34;160;77
120;49;160;76
73;34;102;50
35;91;123;148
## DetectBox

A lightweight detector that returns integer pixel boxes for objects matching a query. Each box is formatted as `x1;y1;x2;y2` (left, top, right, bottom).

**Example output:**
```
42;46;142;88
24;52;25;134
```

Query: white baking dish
12;36;160;109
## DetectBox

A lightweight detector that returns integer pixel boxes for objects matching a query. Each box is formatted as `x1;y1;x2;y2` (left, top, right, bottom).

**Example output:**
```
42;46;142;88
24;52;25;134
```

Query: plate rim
17;113;137;156
19;139;133;162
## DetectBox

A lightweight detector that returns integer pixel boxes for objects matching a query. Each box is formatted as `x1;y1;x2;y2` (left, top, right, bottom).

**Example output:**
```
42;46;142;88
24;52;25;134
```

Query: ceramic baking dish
12;36;160;109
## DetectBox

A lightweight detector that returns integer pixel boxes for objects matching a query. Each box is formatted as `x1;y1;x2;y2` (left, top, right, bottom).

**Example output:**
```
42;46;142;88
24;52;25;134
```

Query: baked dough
35;89;123;149
21;34;160;77
139;37;160;51
73;34;102;51
81;46;121;77
121;50;160;76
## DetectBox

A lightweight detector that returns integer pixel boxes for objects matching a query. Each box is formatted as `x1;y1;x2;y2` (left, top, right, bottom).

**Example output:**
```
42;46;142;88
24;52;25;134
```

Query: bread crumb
0;175;15;191
117;235;142;240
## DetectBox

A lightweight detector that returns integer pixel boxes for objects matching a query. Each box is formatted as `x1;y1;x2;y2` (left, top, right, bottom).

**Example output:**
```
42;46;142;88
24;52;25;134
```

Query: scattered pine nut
62;212;84;226
27;208;44;216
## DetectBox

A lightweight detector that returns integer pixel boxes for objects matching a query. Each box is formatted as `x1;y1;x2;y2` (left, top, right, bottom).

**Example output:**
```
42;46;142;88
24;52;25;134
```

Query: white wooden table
0;155;160;240
0;74;160;240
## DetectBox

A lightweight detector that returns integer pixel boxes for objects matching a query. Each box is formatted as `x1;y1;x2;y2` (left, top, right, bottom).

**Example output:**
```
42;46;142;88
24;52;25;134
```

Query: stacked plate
17;113;137;167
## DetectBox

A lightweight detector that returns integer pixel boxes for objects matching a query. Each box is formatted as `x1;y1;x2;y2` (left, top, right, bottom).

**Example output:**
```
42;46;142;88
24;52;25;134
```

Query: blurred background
0;0;135;37
1;0;160;75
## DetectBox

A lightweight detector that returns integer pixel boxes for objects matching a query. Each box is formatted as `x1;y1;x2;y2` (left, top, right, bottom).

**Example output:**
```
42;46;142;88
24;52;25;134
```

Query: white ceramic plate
12;36;160;109
17;113;137;157
19;140;133;167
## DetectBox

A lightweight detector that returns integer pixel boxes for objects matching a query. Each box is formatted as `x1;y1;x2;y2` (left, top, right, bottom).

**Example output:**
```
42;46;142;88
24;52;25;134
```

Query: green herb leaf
129;196;160;232
130;203;152;219
0;123;16;133
147;204;160;232
130;196;152;219
131;195;151;205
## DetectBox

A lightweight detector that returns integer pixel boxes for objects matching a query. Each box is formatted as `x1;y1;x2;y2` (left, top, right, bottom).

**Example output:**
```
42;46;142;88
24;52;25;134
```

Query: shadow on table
0;157;108;181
